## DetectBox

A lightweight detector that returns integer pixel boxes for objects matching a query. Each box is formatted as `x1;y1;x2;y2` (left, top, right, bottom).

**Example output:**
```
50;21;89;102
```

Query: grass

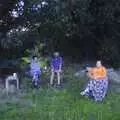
0;65;120;120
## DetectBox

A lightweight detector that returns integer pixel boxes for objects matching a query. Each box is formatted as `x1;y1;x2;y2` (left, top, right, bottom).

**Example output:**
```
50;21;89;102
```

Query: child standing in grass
50;52;62;86
80;61;108;102
30;56;41;86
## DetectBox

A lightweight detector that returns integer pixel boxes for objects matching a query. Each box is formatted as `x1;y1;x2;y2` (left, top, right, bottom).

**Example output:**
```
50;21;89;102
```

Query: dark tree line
0;0;120;67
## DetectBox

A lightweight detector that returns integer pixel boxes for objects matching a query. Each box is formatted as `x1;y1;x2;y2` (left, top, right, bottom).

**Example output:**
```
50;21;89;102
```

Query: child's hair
53;52;59;56
32;55;37;59
96;60;102;64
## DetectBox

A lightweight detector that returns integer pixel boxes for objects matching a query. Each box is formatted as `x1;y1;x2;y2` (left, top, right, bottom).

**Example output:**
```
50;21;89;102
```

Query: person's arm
30;62;33;69
86;67;92;71
96;67;107;79
50;59;54;71
87;67;92;76
88;72;96;79
87;68;93;78
59;57;62;69
58;57;62;72
87;68;98;80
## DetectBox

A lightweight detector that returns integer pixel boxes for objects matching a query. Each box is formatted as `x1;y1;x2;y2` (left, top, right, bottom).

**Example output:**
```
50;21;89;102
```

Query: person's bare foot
80;91;86;96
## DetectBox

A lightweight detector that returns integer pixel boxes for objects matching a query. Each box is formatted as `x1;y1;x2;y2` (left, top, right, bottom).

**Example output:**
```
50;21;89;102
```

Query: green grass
0;66;120;120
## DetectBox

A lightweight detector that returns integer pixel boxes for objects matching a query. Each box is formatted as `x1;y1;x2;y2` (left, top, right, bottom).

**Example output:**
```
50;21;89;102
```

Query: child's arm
59;57;62;71
87;68;97;79
50;59;54;71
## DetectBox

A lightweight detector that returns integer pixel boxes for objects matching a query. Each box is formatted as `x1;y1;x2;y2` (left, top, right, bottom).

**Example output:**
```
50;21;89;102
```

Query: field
0;65;120;120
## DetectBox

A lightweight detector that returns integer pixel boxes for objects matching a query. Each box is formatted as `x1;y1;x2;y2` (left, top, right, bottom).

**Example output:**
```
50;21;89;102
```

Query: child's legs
57;72;60;85
50;71;55;85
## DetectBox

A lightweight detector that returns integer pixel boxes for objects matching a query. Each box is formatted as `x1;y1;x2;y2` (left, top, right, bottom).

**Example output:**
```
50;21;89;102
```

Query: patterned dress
30;60;41;82
84;77;108;101
81;66;108;102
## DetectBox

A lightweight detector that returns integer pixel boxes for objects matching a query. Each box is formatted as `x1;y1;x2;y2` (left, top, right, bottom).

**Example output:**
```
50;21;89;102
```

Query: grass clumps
0;65;120;120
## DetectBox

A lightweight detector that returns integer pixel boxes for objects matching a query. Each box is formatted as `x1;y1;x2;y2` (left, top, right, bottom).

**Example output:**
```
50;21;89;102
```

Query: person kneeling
80;61;108;102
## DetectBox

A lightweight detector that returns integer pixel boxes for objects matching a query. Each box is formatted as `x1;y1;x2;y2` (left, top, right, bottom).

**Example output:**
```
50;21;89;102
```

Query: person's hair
96;60;102;66
97;60;102;63
54;52;59;55
32;56;37;59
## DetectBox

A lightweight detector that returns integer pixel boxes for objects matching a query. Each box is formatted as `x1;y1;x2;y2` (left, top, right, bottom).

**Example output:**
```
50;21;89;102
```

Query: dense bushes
1;0;120;67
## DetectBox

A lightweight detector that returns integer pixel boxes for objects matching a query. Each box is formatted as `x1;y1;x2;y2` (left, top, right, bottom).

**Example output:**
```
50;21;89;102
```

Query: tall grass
0;66;120;120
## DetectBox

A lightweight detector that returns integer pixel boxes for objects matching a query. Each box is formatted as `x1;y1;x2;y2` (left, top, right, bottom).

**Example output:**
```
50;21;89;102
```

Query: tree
0;0;120;67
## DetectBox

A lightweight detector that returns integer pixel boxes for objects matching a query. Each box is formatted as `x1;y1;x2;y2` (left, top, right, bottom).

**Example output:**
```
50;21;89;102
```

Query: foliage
26;40;45;57
98;39;120;67
21;57;30;64
1;0;120;66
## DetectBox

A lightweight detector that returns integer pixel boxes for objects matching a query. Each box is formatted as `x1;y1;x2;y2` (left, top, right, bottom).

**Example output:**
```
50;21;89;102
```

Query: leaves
0;0;120;66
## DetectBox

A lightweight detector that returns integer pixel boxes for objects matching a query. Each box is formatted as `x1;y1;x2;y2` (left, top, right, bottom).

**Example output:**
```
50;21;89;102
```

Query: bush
98;40;120;68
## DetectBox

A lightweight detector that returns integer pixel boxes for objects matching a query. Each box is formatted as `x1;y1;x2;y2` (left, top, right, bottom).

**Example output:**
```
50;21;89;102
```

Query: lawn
0;65;120;120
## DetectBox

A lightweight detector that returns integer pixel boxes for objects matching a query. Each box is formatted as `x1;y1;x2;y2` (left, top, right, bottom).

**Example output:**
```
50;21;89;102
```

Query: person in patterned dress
50;52;62;86
80;61;108;102
30;56;41;86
